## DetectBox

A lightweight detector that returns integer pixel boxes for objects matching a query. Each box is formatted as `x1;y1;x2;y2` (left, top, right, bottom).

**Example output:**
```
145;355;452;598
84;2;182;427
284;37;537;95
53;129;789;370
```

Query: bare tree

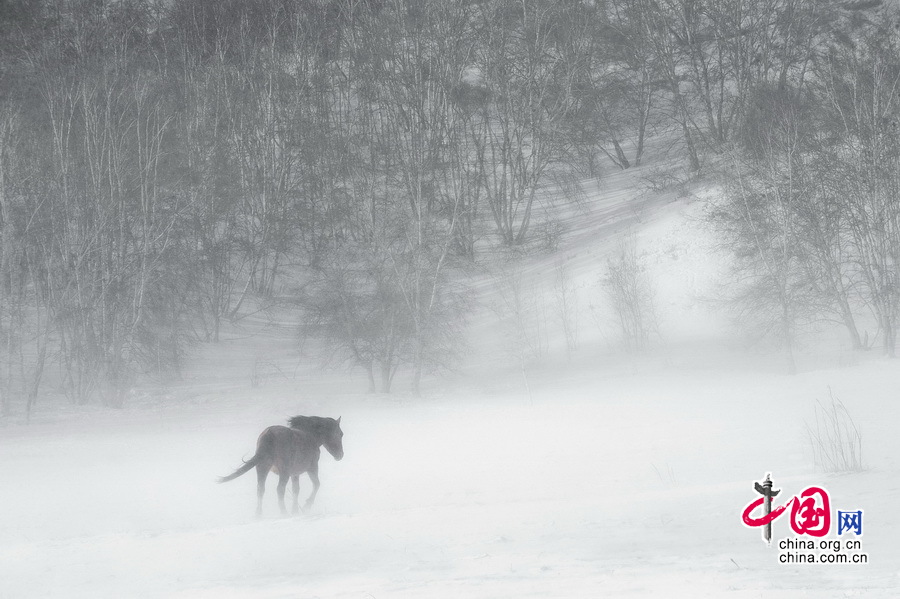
554;263;579;357
604;238;658;352
816;30;900;356
583;0;662;171
472;0;588;245
713;145;816;374
306;242;412;394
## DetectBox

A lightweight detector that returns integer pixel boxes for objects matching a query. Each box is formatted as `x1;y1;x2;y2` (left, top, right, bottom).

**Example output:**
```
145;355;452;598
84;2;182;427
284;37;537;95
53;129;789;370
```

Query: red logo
790;487;831;537
742;475;832;543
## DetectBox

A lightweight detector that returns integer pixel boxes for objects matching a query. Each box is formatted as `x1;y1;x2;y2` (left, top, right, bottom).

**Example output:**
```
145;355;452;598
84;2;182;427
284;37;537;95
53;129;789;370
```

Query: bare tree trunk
365;362;376;394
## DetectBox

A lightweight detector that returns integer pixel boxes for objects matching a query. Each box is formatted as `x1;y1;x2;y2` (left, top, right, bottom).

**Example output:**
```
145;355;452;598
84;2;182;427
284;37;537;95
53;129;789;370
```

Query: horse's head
324;416;344;461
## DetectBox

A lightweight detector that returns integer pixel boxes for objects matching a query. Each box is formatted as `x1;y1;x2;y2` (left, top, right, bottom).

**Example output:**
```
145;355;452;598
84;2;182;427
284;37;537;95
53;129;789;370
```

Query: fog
2;192;895;597
2;2;898;596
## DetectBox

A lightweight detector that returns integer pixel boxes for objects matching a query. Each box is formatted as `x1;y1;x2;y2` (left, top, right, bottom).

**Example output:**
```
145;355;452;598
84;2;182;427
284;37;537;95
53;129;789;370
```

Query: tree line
0;0;891;411
712;3;900;369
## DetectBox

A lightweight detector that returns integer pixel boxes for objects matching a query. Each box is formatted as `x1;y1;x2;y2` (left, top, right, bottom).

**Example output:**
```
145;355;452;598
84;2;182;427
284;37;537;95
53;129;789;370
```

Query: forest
0;0;898;413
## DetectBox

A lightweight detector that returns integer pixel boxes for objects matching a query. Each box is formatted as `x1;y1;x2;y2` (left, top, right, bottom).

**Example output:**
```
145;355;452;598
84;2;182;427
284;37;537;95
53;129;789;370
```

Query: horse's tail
217;453;262;483
218;428;276;483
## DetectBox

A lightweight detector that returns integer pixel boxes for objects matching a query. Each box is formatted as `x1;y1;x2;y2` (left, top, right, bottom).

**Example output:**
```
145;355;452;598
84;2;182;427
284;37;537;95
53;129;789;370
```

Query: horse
218;416;344;516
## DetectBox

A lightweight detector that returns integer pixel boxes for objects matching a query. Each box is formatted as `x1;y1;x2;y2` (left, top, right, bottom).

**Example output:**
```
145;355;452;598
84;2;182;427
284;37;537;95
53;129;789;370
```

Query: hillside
1;160;896;598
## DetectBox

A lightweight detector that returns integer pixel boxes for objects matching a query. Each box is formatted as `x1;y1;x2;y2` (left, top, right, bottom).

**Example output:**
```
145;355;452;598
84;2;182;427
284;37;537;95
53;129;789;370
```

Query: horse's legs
304;467;320;512
291;475;300;515
255;465;269;517
276;473;290;516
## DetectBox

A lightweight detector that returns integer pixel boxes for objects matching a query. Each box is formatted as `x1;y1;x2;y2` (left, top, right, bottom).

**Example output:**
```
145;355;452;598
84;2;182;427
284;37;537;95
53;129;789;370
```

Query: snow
1;167;897;598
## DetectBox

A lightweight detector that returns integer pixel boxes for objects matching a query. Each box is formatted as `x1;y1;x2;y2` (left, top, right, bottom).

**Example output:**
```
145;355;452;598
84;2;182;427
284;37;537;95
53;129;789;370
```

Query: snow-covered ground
1;167;897;598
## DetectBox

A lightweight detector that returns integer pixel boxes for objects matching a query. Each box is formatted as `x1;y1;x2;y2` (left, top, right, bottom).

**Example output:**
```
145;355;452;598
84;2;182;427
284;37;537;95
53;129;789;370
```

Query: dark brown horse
218;416;344;516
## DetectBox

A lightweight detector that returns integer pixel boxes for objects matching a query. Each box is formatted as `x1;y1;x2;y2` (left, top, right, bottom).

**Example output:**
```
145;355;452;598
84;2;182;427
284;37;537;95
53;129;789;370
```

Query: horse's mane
287;415;335;435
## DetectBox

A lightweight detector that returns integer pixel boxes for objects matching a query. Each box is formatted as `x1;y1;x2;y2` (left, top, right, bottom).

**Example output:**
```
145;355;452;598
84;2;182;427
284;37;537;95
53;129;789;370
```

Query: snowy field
2;175;898;598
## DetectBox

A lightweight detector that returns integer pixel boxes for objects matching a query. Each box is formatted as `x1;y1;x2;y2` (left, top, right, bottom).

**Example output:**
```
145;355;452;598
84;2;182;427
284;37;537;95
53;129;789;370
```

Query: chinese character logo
837;510;863;536
790;486;831;537
741;474;834;544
